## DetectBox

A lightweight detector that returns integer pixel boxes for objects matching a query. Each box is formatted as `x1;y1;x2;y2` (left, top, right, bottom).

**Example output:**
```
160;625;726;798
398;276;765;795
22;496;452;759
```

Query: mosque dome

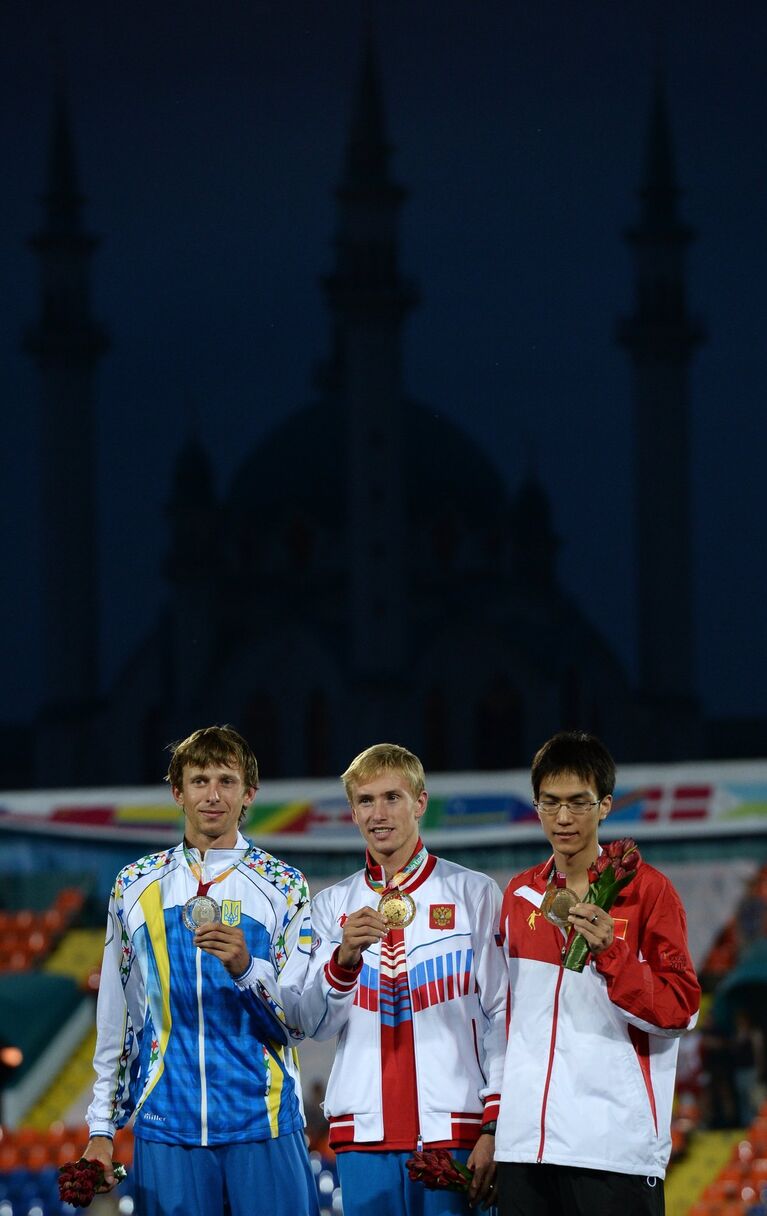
225;397;510;577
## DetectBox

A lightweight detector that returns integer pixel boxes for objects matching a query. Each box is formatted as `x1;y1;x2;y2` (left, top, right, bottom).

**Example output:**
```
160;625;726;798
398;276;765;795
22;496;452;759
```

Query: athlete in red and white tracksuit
252;745;508;1214
494;731;701;1216
265;841;507;1216
296;846;507;1151
495;857;699;1180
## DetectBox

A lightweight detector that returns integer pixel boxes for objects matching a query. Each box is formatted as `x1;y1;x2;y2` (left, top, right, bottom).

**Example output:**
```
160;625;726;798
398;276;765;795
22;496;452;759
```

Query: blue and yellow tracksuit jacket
86;833;312;1146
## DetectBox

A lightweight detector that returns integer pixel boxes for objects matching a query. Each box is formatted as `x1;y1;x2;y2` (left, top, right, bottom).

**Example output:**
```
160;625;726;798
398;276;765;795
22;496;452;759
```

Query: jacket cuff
233;957;256;988
593;936;628;975
325;946;362;992
87;1120;116;1141
481;1096;500;1127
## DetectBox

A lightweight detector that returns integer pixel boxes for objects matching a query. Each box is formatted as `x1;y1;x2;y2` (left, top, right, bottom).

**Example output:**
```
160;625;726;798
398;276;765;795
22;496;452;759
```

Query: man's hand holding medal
565;903;615;954
193;920;252;977
182;881;252;977
337;906;388;969
541;838;641;973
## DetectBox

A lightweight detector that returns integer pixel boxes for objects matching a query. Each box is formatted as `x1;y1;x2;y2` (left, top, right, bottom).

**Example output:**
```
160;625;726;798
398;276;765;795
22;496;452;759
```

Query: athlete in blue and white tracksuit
86;833;318;1215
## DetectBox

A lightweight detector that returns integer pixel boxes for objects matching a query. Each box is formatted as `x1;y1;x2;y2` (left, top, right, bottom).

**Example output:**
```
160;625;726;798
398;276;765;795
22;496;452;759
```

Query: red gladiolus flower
58;1159;127;1208
406;1148;474;1193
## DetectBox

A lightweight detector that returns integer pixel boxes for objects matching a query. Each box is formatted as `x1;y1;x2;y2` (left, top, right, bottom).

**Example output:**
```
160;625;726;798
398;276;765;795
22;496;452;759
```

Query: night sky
0;1;765;738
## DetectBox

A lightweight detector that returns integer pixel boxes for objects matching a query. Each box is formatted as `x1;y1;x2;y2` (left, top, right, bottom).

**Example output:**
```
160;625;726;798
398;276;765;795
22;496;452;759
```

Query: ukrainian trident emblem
222;900;241;927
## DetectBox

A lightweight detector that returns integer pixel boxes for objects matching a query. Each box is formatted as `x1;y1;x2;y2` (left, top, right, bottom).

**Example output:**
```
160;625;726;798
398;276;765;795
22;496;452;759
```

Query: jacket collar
364;836;428;892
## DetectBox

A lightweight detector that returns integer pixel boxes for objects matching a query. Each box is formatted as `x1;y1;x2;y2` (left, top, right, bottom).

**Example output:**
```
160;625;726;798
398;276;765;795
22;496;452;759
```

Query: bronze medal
378;889;416;928
540;885;578;928
182;894;221;931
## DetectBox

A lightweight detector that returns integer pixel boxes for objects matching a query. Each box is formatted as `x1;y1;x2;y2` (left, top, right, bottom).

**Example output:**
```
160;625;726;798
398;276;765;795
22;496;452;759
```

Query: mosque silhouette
19;37;719;786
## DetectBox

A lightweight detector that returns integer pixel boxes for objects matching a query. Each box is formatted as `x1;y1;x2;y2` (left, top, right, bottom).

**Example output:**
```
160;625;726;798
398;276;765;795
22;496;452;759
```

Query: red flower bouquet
563;838;641;973
406;1148;473;1194
58;1158;127;1208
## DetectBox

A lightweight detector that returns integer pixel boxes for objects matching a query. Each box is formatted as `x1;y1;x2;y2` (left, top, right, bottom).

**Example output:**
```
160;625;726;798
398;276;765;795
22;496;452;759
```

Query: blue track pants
337;1149;483;1216
134;1131;320;1216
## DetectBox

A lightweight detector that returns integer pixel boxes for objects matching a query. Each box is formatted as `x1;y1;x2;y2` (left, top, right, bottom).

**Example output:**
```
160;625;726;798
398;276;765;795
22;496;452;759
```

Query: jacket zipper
196;948;208;1145
536;934;570;1161
405;928;424;1153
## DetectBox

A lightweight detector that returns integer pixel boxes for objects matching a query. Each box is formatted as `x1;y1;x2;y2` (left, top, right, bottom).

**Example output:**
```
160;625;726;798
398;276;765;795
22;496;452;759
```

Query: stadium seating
0;890;85;976
0;1124;135;1215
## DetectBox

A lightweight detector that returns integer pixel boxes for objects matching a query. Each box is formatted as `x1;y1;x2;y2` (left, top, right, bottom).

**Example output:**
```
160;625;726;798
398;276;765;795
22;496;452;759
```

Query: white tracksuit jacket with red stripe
495;857;700;1179
258;850;508;1148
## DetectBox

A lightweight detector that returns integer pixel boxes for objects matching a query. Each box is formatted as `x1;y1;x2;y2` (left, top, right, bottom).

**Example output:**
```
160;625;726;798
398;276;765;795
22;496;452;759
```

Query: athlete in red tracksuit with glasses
494;731;700;1216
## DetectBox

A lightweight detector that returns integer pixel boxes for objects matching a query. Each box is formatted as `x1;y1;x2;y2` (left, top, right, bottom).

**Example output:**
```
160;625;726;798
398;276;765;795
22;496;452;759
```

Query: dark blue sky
1;1;765;731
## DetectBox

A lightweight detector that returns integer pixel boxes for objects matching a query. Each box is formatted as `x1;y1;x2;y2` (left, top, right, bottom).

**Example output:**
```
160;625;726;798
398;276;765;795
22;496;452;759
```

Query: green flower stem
561;869;634;973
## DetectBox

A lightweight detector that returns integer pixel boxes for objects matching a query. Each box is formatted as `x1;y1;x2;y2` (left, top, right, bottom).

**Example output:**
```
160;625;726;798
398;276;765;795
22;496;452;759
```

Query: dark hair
165;725;259;793
531;731;616;801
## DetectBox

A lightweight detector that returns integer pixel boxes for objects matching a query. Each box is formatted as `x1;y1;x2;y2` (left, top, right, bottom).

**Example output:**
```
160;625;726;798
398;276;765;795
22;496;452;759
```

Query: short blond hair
341;743;425;802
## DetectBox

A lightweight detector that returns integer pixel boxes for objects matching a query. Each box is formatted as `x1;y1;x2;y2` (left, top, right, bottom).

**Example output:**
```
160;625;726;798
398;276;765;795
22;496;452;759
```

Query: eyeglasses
534;797;603;816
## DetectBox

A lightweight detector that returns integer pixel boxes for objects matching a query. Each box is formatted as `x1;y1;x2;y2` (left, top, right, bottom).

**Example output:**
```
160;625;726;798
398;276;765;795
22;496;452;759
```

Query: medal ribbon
366;842;428;896
184;844;241;897
541;865;579;933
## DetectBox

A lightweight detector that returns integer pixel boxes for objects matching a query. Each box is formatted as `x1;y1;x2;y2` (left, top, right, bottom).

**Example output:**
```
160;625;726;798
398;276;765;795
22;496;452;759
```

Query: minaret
618;74;704;711
165;434;219;710
320;32;418;675
25;85;108;749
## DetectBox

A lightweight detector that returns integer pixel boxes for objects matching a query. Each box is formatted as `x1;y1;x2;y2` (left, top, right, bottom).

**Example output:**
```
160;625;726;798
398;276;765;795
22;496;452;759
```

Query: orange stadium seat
41;907;65;935
27;928;51;959
748;1156;767;1185
12;1127;39;1150
24;1142;49;1170
84;963;102;991
4;948;31;972
1;929;23;953
44;1122;69;1147
0;1141;20;1170
55;888;86;918
718;1163;747;1186
55;1138;81;1166
703;1177;739;1203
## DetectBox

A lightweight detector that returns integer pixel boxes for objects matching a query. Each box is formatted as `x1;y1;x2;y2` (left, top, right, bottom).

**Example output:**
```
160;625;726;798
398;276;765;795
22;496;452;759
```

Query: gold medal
378;889;416;928
182;894;221;931
540;885;578;928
